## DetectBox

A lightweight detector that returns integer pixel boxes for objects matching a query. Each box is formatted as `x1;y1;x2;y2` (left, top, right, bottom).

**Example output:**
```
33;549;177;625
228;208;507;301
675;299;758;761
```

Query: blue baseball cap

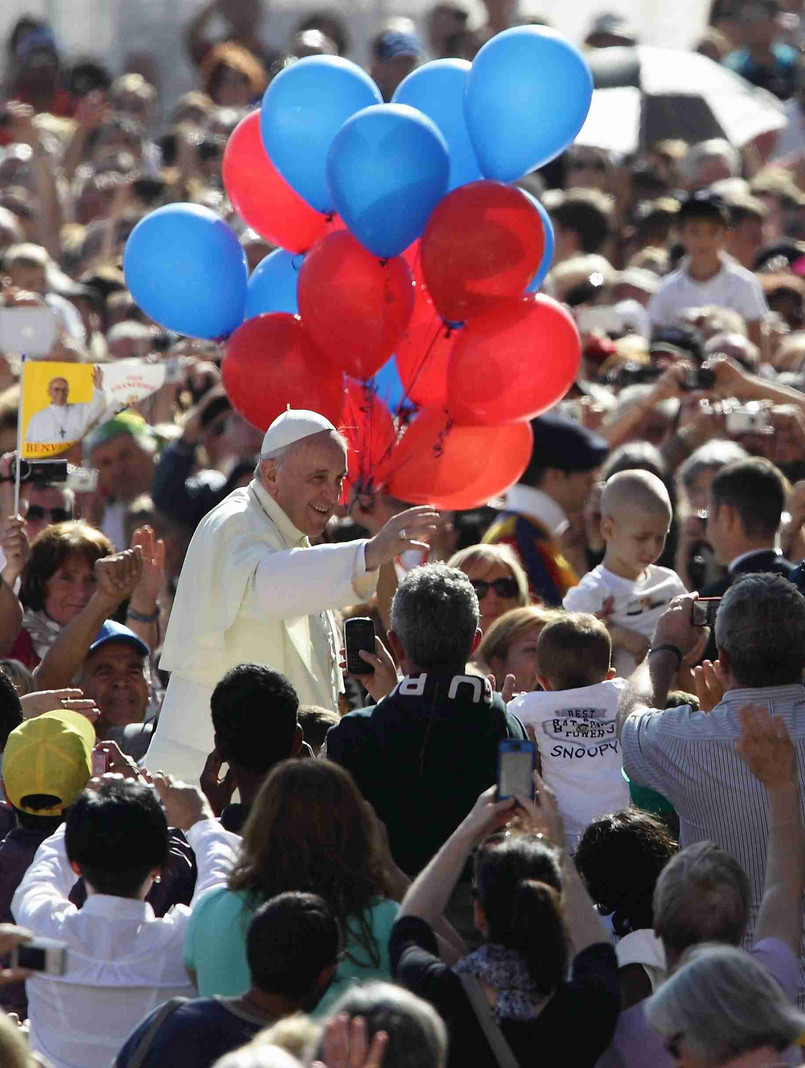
89;620;150;658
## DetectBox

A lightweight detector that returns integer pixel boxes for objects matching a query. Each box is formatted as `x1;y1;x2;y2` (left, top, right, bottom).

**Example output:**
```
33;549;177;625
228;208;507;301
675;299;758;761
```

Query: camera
682;367;717;392
11;936;68;975
691;598;721;627
8;459;98;493
11;459;68;484
725;404;773;435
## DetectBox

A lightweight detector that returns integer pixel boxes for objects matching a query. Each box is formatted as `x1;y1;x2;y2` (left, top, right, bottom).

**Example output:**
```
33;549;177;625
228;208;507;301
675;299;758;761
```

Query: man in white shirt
147;408;438;781
25;366;106;446
648;191;768;349
12;775;240;1068
510;613;629;850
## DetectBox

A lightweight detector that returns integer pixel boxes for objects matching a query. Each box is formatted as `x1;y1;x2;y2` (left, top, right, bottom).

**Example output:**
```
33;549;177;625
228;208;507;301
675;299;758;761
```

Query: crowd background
2;1;805;1067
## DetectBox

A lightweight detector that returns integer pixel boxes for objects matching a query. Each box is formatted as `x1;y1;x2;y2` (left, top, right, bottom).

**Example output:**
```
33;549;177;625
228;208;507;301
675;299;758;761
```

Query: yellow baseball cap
3;709;95;816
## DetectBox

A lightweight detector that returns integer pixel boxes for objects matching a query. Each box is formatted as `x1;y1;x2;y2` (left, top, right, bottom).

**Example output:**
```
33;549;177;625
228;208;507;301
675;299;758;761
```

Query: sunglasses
27;505;71;524
570;158;607;172
471;577;519;599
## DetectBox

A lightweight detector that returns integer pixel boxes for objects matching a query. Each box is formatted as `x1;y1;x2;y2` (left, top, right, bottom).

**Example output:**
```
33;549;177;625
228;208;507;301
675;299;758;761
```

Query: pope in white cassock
146;407;437;781
25;365;106;444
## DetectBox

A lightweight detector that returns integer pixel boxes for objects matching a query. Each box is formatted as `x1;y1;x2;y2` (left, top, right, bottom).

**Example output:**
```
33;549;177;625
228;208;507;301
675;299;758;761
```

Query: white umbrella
576;45;787;154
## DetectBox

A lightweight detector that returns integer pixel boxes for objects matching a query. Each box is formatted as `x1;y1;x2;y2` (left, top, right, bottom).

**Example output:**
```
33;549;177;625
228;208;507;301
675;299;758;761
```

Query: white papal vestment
145;477;377;780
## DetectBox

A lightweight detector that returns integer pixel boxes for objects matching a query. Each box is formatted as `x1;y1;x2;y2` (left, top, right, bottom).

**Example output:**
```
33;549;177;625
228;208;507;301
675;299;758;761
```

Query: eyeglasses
470;577;519;599
570;158;607;172
26;505;71;524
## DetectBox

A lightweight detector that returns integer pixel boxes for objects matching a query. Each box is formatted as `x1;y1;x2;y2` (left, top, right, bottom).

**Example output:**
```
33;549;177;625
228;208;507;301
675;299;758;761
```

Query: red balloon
341;379;397;494
385;408;533;508
222;313;343;431
298;231;415;381
395;285;457;408
447;294;581;426
421;180;545;322
223;112;328;253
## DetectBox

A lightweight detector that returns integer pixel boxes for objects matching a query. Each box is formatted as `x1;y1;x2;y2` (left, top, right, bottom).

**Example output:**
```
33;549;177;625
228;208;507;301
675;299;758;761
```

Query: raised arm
515;772;612;954
398;787;515;926
617;593;707;739
736;704;805;956
34;548;142;689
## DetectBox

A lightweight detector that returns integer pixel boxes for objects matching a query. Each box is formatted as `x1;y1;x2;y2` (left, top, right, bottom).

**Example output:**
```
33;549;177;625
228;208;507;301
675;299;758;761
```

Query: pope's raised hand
364;506;440;571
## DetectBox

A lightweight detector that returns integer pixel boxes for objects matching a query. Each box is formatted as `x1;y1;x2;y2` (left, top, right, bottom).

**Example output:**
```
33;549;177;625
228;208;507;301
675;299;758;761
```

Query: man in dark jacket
327;563;526;878
703;457;795;597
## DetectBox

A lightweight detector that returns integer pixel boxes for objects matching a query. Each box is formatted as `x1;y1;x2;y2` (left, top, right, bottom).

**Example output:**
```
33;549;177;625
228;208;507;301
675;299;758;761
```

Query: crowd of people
2;0;805;1066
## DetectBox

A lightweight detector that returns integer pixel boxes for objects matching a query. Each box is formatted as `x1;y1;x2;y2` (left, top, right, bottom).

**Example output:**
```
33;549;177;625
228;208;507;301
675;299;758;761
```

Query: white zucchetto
260;408;338;456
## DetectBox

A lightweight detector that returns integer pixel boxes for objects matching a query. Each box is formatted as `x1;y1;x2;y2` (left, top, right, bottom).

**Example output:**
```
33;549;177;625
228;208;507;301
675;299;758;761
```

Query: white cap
260;407;337;457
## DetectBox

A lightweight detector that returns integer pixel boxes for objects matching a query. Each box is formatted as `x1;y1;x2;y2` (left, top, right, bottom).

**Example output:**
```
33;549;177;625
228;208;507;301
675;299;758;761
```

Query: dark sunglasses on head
471;577;519;599
27;505;71;524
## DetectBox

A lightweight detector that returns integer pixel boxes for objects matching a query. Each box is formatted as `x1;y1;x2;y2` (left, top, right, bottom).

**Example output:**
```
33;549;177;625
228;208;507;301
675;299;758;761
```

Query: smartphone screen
92;749;110;776
498;741;536;801
344;617;375;675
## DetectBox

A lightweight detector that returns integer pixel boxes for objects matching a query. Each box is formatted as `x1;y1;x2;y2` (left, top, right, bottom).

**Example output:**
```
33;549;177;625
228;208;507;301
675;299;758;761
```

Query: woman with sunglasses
390;775;619;1068
448;544;529;634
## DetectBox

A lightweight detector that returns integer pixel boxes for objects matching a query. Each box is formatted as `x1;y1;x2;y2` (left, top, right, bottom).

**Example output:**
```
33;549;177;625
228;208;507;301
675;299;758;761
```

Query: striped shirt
621;684;805;1003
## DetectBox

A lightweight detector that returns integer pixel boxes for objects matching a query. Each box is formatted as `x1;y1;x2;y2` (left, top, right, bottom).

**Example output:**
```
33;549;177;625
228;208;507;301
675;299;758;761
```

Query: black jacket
701;549;795;598
327;672;526;876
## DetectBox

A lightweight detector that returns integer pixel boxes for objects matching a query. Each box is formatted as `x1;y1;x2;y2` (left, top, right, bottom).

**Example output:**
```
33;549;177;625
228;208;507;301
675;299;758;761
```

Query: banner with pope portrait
20;359;166;459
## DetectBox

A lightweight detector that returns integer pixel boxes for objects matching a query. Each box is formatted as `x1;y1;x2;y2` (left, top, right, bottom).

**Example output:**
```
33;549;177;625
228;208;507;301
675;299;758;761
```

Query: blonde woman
474;606;562;694
448;544;529;634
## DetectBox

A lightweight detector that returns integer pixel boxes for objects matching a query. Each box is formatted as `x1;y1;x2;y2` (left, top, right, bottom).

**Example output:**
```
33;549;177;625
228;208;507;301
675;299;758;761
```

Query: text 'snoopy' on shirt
510;678;630;848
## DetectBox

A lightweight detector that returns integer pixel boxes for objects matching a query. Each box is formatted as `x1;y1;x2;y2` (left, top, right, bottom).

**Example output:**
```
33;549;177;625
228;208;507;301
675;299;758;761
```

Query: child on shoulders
563;469;687;677
510;612;630;851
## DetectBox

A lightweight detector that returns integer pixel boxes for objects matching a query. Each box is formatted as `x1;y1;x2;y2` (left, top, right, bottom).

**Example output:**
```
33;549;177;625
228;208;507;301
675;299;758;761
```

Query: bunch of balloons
123;26;593;509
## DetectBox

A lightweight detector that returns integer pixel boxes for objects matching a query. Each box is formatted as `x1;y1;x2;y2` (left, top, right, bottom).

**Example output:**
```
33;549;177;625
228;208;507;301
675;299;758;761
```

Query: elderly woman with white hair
646;944;805;1067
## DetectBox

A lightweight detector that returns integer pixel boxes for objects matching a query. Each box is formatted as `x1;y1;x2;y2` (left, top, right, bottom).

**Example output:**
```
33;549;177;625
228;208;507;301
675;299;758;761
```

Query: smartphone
163;357;184;385
497;739;536;802
0;306;58;356
92;748;110;776
344;617;376;675
691;598;721;627
12;936;68;975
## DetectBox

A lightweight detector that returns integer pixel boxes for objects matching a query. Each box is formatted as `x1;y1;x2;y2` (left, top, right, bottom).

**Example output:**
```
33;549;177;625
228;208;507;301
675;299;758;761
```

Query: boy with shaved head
563;470;687;676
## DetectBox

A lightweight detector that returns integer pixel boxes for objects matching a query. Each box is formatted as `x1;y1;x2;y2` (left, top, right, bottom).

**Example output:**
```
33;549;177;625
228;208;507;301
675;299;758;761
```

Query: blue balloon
261;56;382;214
245;249;301;318
327;104;450;259
522;192;555;293
373;356;406;411
392;59;482;191
123;204;247;339
464;27;593;181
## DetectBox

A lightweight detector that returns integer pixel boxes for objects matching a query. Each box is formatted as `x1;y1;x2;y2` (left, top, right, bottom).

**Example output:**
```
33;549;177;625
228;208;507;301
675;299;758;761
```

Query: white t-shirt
563;564;687;677
647;254;768;327
510;677;629;849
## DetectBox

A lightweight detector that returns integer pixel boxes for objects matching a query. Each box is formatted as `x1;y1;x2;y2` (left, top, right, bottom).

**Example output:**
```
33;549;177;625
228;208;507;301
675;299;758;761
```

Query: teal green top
184;887;399;1016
